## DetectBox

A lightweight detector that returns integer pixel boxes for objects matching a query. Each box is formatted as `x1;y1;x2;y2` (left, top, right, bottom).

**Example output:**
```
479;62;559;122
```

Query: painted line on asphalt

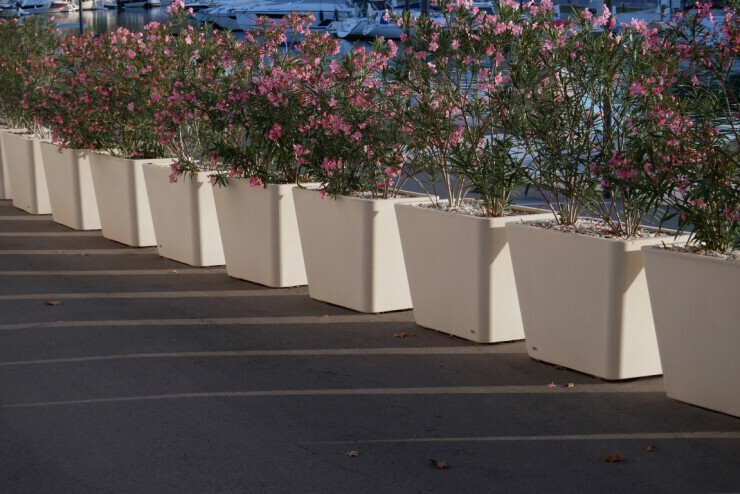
0;384;668;409
0;290;296;301
0;249;157;255
0;216;50;221
309;431;740;444
0;314;414;331
0;346;521;366
0;268;227;276
0;232;101;237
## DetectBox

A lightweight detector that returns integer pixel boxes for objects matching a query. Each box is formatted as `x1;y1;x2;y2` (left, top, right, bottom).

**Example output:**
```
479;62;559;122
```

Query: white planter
0;127;24;199
88;153;171;247
143;163;224;267
506;221;688;380
643;247;740;417
40;143;101;230
395;204;555;343
0;132;51;214
213;180;307;287
293;187;426;313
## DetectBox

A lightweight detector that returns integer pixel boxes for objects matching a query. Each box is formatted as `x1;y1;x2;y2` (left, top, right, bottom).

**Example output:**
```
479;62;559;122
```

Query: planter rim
293;186;430;203
3;131;44;140
223;179;321;189
38;141;92;153
642;244;740;266
143;162;215;182
395;201;552;221
89;150;174;163
506;219;687;246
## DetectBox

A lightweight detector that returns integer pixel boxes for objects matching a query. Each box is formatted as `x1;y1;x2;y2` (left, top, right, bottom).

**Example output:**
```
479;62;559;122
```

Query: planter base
396;204;553;343
293;187;425;313
1;132;51;214
0;128;24;200
144;164;224;267
89;153;170;247
507;222;687;380
213;181;307;287
643;247;740;417
40;143;101;230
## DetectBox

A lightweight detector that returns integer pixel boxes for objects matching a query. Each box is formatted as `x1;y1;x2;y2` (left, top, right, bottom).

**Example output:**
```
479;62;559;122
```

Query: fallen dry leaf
566;383;575;388
44;300;61;306
393;332;408;338
645;445;657;453
430;459;449;469
345;450;359;458
603;454;622;463
320;315;329;319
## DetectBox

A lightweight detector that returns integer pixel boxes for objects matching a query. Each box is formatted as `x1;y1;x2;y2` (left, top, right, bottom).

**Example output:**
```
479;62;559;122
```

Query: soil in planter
416;200;544;218
525;217;674;240
657;244;740;261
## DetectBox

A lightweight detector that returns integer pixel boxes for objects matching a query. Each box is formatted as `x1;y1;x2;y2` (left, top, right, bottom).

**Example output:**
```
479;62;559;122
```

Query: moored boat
17;0;78;13
195;1;252;30
235;0;354;36
0;0;20;16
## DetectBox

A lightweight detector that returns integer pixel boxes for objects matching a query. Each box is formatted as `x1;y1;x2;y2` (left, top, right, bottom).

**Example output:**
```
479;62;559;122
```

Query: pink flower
268;123;282;141
127;102;135;111
320;157;343;177
249;176;264;188
450;126;464;145
169;161;180;183
429;42;439;52
629;81;647;96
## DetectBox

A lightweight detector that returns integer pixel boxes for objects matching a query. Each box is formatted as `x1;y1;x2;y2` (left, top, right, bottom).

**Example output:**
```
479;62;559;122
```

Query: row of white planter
1;130;737;418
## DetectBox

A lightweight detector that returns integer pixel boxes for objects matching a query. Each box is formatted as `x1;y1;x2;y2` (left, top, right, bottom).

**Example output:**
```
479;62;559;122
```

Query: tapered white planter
40;143;101;230
89;153;171;247
506;221;688;380
0;127;23;199
396;204;554;343
143;163;224;267
643;247;740;417
293;187;426;313
213;180;307;287
0;132;51;214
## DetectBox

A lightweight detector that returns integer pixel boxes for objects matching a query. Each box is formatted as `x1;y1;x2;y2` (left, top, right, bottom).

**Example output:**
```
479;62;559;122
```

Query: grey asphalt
0;198;738;494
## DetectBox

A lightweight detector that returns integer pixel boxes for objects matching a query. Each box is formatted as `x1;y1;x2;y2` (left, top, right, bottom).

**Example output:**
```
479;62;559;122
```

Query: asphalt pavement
0;198;738;493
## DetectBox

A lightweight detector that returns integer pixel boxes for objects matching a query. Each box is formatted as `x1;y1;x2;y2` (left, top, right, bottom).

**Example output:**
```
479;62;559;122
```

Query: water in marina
50;5;174;35
46;4;368;55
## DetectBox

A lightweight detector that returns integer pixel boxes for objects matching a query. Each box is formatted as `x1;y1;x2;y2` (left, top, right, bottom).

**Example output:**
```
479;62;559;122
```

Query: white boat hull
236;3;353;34
329;17;367;38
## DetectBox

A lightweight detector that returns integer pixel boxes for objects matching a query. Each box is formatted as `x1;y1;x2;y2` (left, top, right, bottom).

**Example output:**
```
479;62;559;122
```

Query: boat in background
183;0;218;11
235;0;355;35
17;0;78;13
612;0;684;26
0;0;19;16
195;1;253;30
118;0;162;8
330;0;494;39
60;0;79;11
81;0;106;9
